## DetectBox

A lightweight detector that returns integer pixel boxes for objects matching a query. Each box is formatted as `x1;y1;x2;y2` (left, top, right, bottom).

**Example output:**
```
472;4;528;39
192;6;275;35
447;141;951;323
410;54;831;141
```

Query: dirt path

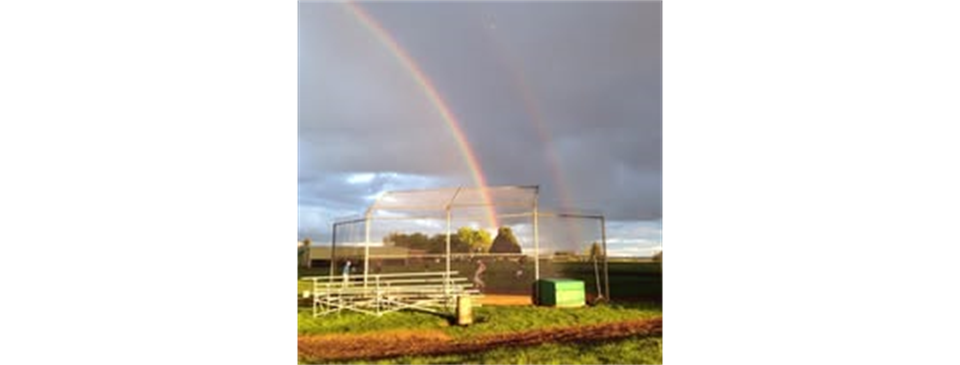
298;317;662;362
477;294;532;306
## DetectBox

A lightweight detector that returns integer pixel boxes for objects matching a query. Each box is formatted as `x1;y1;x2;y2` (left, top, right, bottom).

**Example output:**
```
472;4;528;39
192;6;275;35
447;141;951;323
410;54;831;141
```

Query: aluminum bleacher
301;271;482;317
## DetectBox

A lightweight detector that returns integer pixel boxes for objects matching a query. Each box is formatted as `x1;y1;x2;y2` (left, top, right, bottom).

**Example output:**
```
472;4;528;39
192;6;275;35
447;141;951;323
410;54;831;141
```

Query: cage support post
364;211;371;289
601;215;610;300
330;222;338;284
533;186;540;282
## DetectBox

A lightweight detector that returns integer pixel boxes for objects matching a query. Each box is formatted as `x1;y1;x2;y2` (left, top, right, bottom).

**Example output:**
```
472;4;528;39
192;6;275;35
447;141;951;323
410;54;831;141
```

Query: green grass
298;261;662;364
326;335;663;365
298;280;311;295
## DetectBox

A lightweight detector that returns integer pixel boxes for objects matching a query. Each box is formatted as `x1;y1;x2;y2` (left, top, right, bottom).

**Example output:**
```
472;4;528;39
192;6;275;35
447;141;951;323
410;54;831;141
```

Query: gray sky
299;1;661;255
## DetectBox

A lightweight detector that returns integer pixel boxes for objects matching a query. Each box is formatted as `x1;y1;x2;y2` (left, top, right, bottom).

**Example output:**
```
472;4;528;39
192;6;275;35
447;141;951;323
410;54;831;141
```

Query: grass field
298;303;662;364
298;260;662;364
329;335;662;365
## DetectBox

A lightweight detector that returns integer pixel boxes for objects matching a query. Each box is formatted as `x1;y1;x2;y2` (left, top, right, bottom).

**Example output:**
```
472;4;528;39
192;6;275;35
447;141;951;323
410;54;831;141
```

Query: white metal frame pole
445;207;451;299
330;222;338;282
601;215;609;300
533;186;540;281
364;210;371;289
444;187;462;309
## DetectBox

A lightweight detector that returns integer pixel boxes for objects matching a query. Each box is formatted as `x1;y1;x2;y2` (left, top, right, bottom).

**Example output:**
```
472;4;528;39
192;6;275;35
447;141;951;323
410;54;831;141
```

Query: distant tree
489;227;522;254
652;250;662;277
427;233;471;254
382;233;395;247
478;229;493;252
301;238;312;268
389;232;432;251
409;233;430;250
587;241;603;259
386;231;471;254
458;227;493;253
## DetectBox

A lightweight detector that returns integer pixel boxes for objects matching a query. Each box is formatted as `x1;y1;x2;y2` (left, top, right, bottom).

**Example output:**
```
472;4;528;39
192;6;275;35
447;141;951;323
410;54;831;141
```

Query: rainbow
479;17;584;241
345;2;499;228
486;29;573;210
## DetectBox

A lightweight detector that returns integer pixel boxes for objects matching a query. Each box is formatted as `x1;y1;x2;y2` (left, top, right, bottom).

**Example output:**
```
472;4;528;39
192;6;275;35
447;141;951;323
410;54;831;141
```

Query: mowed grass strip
298;317;662;363
298;309;448;336
326;335;663;365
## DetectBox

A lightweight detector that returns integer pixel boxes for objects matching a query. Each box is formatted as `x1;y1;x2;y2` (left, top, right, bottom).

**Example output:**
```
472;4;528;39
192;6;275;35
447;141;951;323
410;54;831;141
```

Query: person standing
515;255;526;279
473;259;487;292
342;260;352;285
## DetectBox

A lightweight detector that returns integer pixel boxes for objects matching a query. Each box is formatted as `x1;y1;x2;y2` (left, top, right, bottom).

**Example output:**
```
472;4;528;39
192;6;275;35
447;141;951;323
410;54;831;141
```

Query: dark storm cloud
299;1;661;239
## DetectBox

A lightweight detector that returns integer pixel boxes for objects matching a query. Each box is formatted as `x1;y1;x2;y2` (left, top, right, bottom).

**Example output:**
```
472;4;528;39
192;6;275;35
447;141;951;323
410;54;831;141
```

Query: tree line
382;226;523;254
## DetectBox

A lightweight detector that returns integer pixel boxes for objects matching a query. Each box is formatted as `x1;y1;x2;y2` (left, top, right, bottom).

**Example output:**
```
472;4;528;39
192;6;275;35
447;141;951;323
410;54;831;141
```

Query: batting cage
303;186;609;316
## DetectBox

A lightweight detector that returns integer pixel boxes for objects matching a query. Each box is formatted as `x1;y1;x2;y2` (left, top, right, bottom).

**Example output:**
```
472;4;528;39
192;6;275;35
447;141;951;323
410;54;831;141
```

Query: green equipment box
535;279;586;307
